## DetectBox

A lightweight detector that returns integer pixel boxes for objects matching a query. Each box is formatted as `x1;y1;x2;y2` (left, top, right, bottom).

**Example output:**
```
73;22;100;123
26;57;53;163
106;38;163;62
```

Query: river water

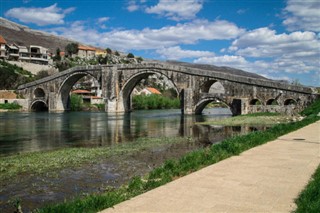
0;108;233;156
0;109;262;212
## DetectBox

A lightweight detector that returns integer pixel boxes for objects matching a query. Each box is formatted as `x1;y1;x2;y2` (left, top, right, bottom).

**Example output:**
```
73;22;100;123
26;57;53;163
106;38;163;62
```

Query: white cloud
51;19;244;51
193;53;319;85
156;46;214;60
127;1;140;12
283;0;320;32
97;17;110;25
220;27;320;80
5;3;75;26
194;55;249;68
237;9;248;15
146;0;203;21
230;27;319;61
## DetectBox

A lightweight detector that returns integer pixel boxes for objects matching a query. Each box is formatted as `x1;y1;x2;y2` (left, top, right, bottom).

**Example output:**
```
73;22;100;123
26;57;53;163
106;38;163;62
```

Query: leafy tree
70;94;83;111
65;43;79;57
127;53;135;58
106;48;112;54
137;57;143;63
35;70;50;80
53;48;61;61
115;51;120;56
291;79;302;86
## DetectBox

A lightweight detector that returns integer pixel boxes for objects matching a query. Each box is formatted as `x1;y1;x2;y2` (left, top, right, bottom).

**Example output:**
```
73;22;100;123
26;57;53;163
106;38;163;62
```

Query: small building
29;45;49;64
71;89;103;104
18;46;29;60
95;48;107;57
140;87;162;95
7;44;19;61
77;45;96;59
0;35;8;59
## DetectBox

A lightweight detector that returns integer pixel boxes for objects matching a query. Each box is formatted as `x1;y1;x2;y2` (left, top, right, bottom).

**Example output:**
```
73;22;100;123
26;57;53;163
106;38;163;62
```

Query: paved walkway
101;121;320;212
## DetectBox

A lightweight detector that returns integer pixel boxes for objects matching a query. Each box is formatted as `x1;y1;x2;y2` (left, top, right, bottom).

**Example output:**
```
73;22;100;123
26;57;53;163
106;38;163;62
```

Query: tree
65;43;79;57
291;79;302;86
53;48;61;61
35;70;50;80
127;53;134;58
106;48;112;54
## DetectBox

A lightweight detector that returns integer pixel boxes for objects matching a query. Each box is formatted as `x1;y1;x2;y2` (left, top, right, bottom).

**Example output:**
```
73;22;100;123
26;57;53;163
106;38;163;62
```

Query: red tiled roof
91;96;103;99
78;45;96;51
0;35;7;44
72;89;91;94
147;87;161;94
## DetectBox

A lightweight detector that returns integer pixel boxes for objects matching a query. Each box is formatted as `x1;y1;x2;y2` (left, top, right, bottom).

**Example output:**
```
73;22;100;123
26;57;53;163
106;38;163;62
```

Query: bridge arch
249;98;263;105
201;80;226;94
30;99;48;112
120;70;180;112
194;97;231;115
284;98;297;105
266;98;279;105
57;71;100;111
34;87;45;98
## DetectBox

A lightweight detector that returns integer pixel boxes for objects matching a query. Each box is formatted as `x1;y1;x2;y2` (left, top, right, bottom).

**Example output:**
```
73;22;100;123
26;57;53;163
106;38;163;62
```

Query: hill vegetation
0;60;34;89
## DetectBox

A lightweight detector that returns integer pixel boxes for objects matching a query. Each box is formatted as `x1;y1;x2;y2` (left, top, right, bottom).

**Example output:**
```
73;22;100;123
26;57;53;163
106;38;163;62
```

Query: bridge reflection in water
0;108;268;156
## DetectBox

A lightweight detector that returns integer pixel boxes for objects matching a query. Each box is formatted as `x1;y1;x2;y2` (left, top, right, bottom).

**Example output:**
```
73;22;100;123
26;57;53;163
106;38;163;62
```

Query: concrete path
101;121;320;213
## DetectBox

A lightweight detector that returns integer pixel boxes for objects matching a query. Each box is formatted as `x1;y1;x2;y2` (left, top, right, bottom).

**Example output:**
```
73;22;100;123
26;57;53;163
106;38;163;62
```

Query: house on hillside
18;46;30;60
29;45;49;64
77;45;96;59
0;35;8;59
140;87;162;95
71;89;103;104
95;48;107;57
7;44;19;61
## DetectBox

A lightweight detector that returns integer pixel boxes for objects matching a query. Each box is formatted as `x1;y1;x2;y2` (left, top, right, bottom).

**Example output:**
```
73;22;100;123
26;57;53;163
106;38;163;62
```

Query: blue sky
1;0;319;86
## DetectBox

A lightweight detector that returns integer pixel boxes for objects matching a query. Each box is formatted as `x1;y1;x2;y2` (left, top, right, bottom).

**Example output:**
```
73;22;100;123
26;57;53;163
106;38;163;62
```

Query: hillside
1;17;270;81
0;17;79;53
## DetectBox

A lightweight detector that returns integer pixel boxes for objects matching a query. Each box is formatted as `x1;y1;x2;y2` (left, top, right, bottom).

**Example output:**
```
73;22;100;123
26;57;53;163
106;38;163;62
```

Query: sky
1;0;319;87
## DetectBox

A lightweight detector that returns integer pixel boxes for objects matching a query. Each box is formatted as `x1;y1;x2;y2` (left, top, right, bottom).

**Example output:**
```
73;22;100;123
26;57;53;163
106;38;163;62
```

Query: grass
199;112;299;126
294;165;320;213
35;113;320;213
0;137;191;182
0;102;22;110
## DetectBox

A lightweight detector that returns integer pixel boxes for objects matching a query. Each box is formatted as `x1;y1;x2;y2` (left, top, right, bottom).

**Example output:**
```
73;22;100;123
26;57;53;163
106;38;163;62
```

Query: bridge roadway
101;121;320;212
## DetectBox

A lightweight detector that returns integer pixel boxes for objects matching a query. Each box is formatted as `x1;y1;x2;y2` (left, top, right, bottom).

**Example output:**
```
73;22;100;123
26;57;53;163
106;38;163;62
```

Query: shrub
70;94;83;111
127;53;134;58
132;94;180;110
0;102;22;110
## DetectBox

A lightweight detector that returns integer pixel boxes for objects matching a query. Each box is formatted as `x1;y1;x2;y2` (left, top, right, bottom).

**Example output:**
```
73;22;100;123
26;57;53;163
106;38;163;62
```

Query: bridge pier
182;88;195;114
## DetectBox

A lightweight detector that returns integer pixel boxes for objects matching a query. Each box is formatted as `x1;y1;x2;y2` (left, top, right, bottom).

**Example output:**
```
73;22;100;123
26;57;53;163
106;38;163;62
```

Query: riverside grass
35;109;320;212
0;137;191;182
198;112;301;126
294;165;320;213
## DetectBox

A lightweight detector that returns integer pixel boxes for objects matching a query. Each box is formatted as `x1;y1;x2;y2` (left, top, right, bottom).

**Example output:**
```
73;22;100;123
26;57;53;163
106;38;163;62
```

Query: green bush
132;94;180;110
0;102;22;110
0;60;34;89
70;94;83;111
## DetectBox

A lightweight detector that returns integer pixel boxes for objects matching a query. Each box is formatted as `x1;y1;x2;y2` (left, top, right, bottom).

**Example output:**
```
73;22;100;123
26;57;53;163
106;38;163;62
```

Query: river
0;108;262;212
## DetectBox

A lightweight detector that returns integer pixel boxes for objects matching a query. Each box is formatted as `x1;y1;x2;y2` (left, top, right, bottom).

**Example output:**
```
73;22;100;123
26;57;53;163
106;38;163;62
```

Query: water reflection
0;108;254;156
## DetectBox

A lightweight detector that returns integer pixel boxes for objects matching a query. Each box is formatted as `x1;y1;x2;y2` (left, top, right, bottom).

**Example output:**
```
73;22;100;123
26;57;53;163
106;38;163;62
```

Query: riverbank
36;113;320;212
198;112;304;126
0;137;193;182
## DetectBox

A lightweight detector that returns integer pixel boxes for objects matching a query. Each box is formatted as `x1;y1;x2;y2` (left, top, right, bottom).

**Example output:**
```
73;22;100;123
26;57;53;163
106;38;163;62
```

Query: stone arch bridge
17;62;317;115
